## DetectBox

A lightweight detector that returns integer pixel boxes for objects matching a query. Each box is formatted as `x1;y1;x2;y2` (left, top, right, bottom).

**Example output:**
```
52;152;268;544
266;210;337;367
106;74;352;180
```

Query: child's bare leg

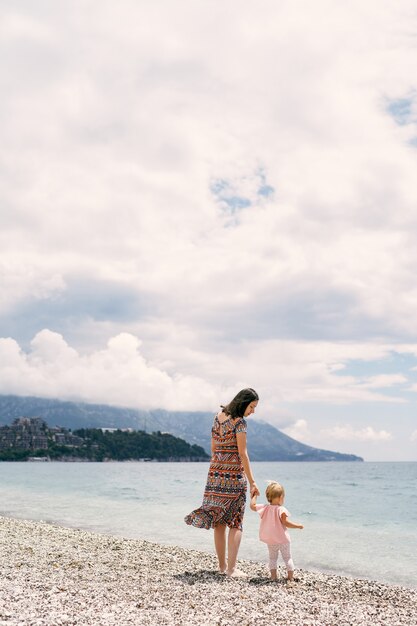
225;527;243;575
214;523;227;572
287;570;294;581
270;568;278;581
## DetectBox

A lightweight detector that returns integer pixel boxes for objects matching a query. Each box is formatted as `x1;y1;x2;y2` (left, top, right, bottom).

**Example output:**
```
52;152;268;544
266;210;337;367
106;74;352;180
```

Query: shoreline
1;516;416;625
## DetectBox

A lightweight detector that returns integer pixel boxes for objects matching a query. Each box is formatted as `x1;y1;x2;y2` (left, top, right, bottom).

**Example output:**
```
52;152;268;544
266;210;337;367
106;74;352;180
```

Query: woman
184;388;260;577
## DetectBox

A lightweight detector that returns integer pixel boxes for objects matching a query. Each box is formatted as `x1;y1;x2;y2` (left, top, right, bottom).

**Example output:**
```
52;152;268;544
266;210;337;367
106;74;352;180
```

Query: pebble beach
0;516;416;626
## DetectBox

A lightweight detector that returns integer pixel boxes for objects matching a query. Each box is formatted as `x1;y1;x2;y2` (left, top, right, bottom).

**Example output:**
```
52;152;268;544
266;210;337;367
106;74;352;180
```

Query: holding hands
250;482;260;498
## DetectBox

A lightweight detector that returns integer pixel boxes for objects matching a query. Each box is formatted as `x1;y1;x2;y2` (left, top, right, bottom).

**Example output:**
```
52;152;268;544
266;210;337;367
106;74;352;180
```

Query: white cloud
0;330;226;411
322;425;392;442
1;0;417;345
282;419;311;442
0;331;415;416
359;374;408;389
224;340;411;410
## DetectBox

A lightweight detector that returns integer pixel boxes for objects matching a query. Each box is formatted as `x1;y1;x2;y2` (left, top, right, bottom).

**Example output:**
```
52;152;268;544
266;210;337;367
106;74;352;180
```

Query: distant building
100;428;134;433
0;417;83;451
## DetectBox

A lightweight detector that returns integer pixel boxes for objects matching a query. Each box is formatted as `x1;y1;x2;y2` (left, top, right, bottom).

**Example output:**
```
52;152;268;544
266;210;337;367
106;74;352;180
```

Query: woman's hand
250;482;260;497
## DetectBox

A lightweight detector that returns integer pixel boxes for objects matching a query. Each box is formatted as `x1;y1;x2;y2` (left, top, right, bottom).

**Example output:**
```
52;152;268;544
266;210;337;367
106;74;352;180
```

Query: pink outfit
255;503;295;572
255;503;291;544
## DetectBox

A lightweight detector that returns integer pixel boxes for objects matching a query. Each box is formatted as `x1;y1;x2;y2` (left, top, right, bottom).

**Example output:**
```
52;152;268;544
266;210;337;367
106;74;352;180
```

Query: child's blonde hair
265;481;285;503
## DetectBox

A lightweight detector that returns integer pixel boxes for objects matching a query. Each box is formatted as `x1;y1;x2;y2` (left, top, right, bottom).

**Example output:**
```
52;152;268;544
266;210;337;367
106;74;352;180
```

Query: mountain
0;394;363;461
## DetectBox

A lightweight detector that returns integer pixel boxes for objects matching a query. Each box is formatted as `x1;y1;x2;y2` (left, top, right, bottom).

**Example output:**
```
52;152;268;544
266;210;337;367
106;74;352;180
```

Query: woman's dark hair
221;388;259;419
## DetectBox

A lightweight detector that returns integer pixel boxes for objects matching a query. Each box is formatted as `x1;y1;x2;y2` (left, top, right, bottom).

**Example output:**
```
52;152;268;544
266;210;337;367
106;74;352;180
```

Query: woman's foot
226;568;247;578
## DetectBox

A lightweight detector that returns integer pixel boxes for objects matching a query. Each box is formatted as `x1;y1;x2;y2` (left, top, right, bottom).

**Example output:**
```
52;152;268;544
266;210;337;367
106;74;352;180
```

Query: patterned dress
184;414;248;531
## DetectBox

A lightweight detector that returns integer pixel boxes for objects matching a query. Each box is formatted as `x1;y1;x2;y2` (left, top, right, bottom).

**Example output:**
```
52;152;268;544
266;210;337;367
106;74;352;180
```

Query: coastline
0;516;416;625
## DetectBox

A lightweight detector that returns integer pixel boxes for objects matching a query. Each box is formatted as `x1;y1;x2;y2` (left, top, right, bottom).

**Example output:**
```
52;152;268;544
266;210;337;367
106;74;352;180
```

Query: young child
250;481;303;584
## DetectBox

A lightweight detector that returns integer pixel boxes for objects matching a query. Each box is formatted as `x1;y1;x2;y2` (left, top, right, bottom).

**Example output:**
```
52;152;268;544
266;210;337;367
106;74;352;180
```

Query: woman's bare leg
225;527;243;575
213;524;227;572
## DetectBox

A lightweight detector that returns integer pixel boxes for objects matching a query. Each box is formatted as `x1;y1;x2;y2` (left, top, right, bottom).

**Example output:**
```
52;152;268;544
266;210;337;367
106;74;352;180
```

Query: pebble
0;516;416;625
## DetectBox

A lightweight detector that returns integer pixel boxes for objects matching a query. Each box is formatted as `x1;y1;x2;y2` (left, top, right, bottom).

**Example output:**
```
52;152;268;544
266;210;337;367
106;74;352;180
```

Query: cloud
282;419;311;442
359;374;408;389
0;330;225;411
282;415;396;448
225;340;413;410
1;331;415;416
1;0;417;352
322;425;392;442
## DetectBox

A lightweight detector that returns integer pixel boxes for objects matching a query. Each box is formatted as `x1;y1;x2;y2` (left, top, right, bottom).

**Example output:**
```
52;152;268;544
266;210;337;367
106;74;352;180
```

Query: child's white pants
267;543;294;572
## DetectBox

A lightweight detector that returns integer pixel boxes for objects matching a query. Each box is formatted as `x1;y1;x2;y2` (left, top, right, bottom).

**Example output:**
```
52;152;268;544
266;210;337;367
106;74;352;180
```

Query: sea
0;461;416;589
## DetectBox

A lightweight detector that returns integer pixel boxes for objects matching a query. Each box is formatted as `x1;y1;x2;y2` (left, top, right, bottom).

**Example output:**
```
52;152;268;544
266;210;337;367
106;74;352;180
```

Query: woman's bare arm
236;431;259;496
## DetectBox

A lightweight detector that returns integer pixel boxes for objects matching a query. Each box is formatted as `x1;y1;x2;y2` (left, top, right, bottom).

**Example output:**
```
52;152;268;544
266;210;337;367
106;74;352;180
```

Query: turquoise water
0;461;416;588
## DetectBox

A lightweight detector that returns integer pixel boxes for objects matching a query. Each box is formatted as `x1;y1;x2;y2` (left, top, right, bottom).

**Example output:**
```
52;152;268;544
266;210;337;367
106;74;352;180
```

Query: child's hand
250;483;260;497
298;524;304;530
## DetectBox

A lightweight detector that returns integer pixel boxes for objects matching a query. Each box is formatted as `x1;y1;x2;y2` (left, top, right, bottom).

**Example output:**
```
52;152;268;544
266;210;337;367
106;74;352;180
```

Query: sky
1;1;417;461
